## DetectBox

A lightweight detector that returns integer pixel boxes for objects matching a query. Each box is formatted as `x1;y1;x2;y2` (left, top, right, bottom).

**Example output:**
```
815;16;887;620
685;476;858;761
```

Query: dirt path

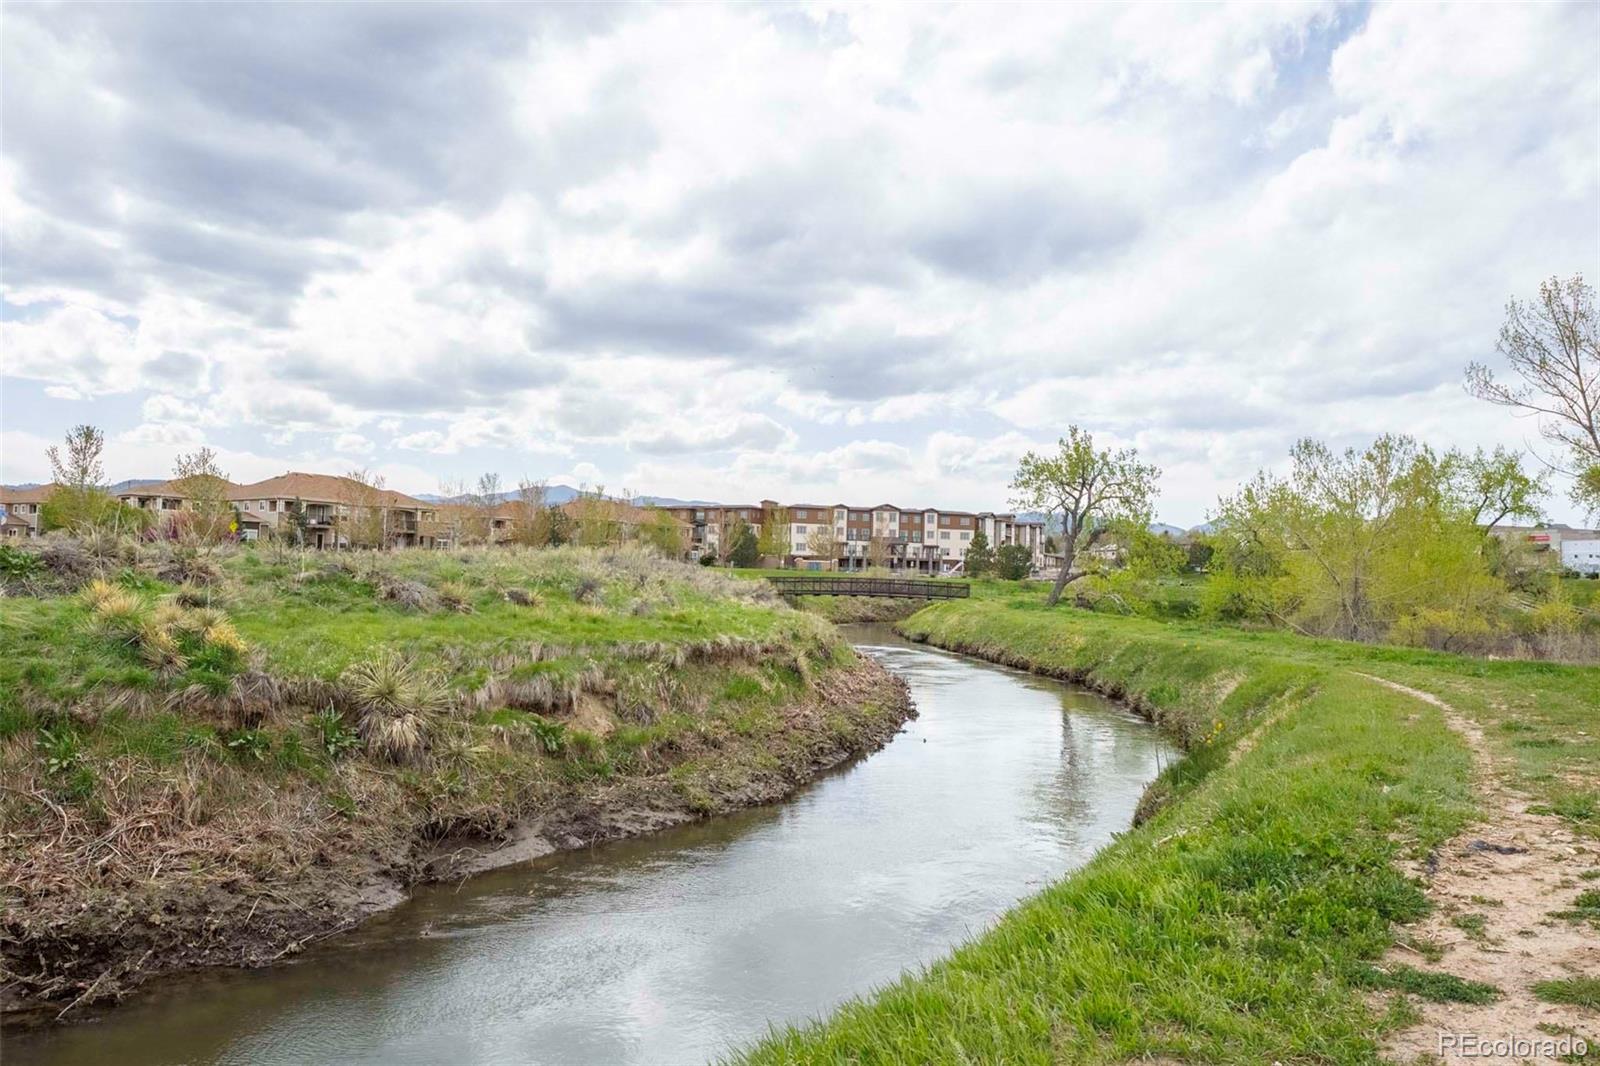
1357;673;1598;1063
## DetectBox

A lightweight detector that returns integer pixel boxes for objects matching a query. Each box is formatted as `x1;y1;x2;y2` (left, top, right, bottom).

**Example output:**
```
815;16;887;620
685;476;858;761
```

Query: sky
2;2;1596;525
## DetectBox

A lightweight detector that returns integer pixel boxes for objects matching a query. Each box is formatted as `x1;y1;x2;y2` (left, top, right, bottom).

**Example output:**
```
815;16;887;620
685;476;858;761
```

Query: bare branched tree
172;447;234;543
1466;274;1599;514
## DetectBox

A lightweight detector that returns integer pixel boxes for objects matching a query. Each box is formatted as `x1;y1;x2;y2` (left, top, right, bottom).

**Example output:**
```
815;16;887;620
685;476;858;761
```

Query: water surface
9;626;1173;1066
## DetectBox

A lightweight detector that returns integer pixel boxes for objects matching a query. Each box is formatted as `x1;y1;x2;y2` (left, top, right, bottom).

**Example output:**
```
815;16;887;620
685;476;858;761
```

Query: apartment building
654;499;1046;573
227;473;443;548
116;472;444;548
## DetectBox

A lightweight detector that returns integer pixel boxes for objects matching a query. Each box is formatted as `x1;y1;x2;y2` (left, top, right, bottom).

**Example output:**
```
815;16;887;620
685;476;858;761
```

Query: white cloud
1;3;1594;522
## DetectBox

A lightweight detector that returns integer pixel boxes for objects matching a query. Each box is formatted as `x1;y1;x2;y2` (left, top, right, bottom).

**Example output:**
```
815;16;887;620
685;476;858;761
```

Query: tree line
1009;273;1598;654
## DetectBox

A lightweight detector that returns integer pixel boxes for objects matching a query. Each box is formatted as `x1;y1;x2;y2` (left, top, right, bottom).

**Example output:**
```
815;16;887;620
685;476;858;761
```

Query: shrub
994;544;1033;580
0;544;42;581
1197;570;1277;623
341;651;450;763
504;587;540;607
1529;598;1581;635
1391;607;1497;654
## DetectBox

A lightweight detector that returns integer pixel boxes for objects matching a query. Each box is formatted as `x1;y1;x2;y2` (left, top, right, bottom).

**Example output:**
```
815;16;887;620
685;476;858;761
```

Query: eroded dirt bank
1;654;913;1028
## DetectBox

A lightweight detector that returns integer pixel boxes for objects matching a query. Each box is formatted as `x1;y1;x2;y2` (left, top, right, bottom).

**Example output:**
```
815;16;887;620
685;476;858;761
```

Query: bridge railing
763;576;971;599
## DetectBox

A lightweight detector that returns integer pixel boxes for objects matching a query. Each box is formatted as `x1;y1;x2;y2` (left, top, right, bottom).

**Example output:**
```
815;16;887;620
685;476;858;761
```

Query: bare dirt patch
1359;674;1599;1063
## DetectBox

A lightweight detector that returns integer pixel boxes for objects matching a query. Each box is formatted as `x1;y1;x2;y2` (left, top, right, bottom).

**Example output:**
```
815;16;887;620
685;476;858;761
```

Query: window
940;531;951;540
794;524;807;534
960;531;970;540
959;516;971;526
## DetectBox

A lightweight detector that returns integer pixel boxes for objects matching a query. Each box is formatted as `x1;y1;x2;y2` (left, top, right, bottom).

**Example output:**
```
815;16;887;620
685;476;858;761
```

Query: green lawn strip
736;599;1498;1064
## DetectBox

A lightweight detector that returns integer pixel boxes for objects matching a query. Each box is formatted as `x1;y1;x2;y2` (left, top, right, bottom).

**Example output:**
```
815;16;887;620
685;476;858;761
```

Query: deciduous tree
1010;427;1160;607
47;425;105;491
1467;274;1599;517
757;506;791;562
172;447;235;543
805;524;840;566
340;468;390;549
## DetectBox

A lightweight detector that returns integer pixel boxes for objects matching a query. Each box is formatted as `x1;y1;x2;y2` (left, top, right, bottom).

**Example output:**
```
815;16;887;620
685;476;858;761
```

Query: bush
1390;607;1498;654
1197;571;1277;623
0;544;43;580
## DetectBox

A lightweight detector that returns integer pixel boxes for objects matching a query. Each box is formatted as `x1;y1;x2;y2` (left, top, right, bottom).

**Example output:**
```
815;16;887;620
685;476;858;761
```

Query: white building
1562;537;1600;576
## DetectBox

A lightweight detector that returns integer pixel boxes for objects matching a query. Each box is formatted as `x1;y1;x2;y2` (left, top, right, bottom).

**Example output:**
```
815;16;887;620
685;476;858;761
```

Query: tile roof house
226;472;443;549
0;484;60;538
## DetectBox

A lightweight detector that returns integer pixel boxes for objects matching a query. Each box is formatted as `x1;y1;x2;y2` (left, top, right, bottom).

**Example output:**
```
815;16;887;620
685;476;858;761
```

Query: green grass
734;595;1597;1064
1534;976;1600;1010
3;541;924;1009
1356;963;1501;1005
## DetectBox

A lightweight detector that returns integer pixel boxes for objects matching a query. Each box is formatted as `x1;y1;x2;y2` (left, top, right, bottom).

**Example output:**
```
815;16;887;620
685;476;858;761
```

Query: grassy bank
0;541;912;1019
738;597;1598;1063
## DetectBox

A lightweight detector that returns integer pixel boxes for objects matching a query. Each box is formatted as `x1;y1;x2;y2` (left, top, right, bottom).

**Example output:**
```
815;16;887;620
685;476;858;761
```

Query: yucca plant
137;618;189;676
201;618;249;658
341;650;450;763
436;580;474;614
91;587;147;644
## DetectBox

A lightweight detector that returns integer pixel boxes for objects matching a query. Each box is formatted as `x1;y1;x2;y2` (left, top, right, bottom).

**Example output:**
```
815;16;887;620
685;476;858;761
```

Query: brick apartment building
653;499;1046;573
5;475;1043;570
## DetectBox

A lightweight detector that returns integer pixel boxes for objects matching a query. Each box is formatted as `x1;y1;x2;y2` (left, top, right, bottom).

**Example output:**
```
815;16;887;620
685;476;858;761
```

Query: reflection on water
8;626;1174;1066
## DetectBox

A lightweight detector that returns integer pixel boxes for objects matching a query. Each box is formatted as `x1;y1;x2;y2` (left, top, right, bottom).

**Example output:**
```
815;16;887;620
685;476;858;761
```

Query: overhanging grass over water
0;543;911;1015
738;598;1596;1063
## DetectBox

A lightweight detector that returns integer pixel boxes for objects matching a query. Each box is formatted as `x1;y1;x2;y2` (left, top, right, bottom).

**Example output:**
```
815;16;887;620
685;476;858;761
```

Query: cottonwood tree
1445;446;1546;529
864;535;888;570
1210;435;1508;641
172;447;235;543
1467;274;1599;517
1010;427;1160;607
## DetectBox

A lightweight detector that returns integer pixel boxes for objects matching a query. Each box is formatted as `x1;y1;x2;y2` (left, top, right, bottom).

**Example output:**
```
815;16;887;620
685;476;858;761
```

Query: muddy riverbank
1;650;913;1028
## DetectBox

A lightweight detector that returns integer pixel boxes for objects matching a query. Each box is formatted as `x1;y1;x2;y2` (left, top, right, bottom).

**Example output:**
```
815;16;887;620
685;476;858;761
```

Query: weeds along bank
739;598;1598;1063
0;539;912;1020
